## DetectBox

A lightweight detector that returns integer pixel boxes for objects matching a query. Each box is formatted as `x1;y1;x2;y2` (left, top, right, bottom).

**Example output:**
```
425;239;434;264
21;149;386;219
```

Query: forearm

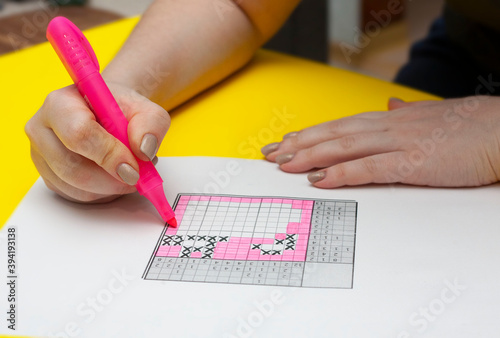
102;0;300;110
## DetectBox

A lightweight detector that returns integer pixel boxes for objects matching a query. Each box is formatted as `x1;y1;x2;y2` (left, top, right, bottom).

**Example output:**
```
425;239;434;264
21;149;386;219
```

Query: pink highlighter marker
46;16;177;227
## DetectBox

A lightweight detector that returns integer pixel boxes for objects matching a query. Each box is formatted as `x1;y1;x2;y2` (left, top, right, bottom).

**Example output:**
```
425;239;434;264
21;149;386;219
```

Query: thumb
388;97;440;111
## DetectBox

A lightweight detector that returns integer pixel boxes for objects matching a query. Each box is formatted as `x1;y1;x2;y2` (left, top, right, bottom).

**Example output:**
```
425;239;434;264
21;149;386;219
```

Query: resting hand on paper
25;83;169;203
261;97;500;188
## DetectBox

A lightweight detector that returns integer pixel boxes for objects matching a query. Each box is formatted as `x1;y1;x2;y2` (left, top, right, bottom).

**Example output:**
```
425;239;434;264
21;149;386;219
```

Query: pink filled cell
262;198;272;203
213;243;229;255
229;237;252;244
282;199;293;205
272;198;283;203
230;197;242;203
235;252;249;259
287;222;300;233
303;201;314;209
174;208;186;215
156;246;181;257
237;247;250;253
247;251;261;259
298;225;311;234
220;197;231;202
293;254;306;261
225;248;239;254
275;233;286;240
165;227;178;235
251;198;261;204
251;238;274;244
189;195;201;201
155;247;170;255
270;255;284;261
295;244;308;251
211;196;222;202
178;196;190;202
190;252;202;258
200;196;210;201
241;198;251;203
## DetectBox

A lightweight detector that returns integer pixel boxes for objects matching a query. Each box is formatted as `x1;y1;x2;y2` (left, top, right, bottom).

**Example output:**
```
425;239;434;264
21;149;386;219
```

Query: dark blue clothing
395;7;500;98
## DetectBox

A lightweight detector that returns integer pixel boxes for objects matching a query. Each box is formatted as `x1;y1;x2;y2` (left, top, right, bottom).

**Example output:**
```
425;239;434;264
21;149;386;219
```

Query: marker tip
167;217;178;228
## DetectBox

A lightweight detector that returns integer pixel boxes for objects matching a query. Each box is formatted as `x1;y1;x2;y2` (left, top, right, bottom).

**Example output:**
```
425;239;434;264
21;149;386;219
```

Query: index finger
265;116;390;162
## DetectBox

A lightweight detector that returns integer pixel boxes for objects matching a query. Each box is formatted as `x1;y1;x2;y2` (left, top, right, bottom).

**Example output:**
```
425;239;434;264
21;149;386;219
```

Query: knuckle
44;90;58;107
327;119;345;136
302;146;318;161
282;132;302;150
95;138;118;168
24;118;36;140
332;163;348;180
156;107;171;126
44;89;66;109
362;157;379;174
339;135;356;150
289;133;301;148
65;120;93;151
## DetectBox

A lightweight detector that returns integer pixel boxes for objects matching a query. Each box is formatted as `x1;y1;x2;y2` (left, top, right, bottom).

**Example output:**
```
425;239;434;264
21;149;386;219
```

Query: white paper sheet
1;157;499;337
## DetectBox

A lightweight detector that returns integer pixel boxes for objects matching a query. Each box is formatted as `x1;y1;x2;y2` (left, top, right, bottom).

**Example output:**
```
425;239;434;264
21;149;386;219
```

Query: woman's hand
262;96;500;188
25;83;170;202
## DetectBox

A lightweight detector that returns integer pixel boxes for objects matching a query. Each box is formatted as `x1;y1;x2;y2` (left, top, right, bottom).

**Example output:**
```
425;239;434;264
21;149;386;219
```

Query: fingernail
152;156;159;166
389;97;404;103
308;171;326;183
276;153;294;165
283;131;298;139
117;163;140;185
261;142;280;156
140;133;158;161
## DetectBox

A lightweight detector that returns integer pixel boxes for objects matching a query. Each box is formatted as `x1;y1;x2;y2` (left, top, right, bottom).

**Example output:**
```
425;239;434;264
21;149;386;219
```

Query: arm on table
25;0;300;203
262;97;500;188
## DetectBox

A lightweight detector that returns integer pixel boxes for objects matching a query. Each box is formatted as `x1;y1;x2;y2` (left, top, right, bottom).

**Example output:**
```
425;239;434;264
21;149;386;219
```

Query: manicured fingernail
117;163;139;185
389;97;404;103
261;142;280;156
283;131;298;139
152;156;159;166
276;153;294;165
308;171;326;183
140;133;158;161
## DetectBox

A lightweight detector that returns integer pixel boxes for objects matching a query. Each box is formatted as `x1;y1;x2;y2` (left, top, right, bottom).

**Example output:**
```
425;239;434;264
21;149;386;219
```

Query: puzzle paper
144;194;357;288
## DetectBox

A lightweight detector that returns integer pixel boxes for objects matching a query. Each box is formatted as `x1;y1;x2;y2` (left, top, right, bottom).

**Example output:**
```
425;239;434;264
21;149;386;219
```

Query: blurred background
0;0;445;82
